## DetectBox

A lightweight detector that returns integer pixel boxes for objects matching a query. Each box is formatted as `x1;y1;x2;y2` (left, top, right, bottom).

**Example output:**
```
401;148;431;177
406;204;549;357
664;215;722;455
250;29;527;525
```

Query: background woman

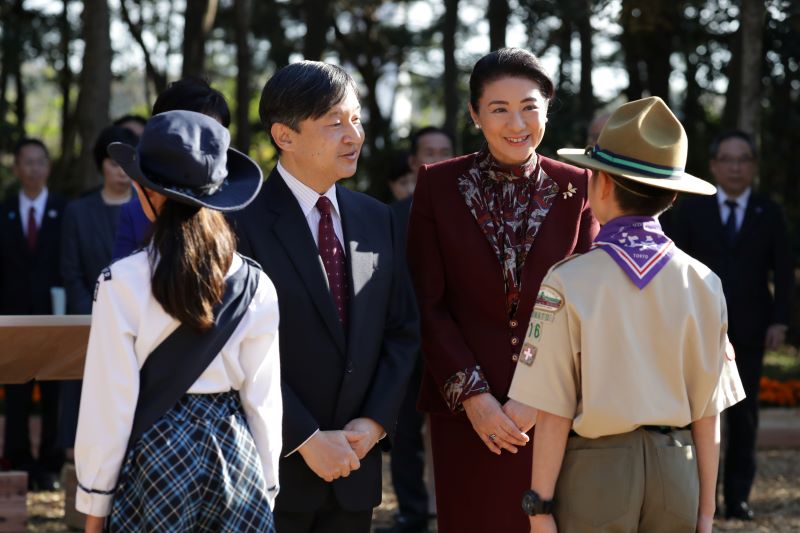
407;48;599;532
58;125;139;456
75;110;281;532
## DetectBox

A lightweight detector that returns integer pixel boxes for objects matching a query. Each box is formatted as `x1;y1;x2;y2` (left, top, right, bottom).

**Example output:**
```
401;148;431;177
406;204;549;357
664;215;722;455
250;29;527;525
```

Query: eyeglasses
714;156;754;167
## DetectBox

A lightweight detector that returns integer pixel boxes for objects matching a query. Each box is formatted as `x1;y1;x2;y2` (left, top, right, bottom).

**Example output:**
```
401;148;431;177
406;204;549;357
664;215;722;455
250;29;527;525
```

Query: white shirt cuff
285;429;319;457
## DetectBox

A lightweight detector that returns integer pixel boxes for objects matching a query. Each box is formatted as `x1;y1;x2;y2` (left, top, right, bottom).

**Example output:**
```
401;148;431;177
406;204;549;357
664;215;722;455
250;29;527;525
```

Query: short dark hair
608;173;677;217
709;130;757;160
152;77;231;127
113;114;148;129
93;125;139;171
387;151;411;183
13;138;49;161
410;126;453;156
259;61;359;152
469;48;555;110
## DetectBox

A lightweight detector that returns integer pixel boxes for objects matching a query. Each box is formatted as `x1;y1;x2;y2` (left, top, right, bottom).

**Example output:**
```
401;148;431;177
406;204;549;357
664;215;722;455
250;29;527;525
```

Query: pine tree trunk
302;0;331;60
487;0;509;51
74;0;111;192
234;0;252;152
443;0;459;150
737;0;765;136
182;0;218;78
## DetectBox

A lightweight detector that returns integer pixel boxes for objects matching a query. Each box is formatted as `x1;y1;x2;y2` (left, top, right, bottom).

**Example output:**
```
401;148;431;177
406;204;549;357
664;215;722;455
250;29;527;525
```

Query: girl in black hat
75;110;280;532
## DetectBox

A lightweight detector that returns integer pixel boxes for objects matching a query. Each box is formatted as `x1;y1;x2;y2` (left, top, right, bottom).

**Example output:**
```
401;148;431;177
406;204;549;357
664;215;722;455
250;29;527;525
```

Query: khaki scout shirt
508;247;745;439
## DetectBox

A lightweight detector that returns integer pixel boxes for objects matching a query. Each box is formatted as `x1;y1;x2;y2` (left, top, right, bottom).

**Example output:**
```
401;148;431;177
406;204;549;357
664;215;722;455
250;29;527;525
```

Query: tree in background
73;0;111;191
183;0;219;79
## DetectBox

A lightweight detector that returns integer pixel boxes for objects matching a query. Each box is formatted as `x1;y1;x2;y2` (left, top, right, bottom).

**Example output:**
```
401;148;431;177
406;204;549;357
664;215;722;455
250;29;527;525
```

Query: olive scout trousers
553;427;698;532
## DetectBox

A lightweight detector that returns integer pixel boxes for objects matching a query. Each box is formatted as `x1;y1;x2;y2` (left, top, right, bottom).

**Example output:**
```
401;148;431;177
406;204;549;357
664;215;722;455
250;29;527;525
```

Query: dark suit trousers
723;343;764;505
3;381;64;472
274;485;372;533
389;355;428;522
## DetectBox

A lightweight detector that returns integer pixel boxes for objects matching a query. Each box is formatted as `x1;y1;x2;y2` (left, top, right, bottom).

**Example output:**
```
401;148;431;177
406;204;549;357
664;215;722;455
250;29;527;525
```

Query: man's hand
298;430;361;482
503;399;538;433
343;417;385;459
462;393;529;455
530;514;557;533
765;323;788;351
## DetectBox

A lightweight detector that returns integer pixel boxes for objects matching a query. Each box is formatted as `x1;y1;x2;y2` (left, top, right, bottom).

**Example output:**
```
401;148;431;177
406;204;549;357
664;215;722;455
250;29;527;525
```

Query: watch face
521;490;539;515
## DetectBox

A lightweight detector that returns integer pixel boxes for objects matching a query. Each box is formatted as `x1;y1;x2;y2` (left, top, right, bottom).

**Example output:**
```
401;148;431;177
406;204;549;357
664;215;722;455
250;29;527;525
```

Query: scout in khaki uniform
506;97;746;533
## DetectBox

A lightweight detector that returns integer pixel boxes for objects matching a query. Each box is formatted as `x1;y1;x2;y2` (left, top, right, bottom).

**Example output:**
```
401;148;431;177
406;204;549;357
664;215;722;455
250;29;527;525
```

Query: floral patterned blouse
443;147;559;411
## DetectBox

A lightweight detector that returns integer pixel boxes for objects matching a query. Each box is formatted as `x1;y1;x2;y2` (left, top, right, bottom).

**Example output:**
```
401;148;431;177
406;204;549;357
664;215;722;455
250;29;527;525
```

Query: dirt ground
23;448;800;532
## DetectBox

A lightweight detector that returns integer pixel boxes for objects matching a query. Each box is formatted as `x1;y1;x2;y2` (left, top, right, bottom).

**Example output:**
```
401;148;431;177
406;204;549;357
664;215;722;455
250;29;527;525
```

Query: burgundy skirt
430;413;534;533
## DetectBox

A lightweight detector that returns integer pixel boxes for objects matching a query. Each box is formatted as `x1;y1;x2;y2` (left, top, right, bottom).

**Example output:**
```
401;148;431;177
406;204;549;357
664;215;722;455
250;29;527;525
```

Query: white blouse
74;251;282;516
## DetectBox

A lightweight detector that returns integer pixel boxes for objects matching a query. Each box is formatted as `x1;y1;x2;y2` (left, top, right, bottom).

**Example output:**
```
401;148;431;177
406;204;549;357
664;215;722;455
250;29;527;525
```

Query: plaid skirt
107;391;275;532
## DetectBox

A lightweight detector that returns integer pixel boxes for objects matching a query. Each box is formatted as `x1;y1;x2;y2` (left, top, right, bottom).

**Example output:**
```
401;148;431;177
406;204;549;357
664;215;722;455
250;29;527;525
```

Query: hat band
589;145;685;179
141;161;229;199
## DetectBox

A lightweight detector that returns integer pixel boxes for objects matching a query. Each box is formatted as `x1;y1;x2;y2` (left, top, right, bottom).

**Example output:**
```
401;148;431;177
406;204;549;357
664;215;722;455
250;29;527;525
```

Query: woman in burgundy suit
407;48;599;533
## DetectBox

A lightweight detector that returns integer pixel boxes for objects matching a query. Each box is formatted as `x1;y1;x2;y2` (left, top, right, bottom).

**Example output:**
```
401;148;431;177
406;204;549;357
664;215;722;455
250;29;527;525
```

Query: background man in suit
229;61;419;533
0;138;66;490
669;130;794;521
379;126;453;533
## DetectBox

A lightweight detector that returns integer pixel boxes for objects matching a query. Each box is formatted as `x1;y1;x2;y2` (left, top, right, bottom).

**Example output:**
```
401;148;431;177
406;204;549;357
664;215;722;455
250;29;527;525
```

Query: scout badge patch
519;343;537;366
592;215;674;290
533;285;563;322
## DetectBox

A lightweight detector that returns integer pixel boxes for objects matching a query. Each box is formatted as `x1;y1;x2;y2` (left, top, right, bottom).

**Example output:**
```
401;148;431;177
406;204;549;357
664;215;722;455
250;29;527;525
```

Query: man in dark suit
669;130;794;521
228;61;419;533
0;138;66;489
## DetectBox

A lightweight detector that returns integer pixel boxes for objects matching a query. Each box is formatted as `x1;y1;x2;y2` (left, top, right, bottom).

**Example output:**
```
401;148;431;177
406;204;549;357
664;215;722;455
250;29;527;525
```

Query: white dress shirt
74;252;282;516
277;161;345;249
18;188;49;236
716;187;751;232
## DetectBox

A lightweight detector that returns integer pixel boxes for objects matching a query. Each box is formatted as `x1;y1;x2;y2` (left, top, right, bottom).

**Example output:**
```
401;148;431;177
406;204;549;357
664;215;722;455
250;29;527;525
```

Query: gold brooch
562;182;577;199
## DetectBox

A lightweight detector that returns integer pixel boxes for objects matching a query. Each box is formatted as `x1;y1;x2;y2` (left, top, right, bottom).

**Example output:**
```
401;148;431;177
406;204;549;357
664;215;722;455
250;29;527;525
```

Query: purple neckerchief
592;215;674;290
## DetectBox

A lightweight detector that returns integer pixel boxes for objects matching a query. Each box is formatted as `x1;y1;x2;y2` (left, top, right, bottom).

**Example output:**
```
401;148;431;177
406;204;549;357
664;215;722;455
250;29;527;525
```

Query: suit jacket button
512;354;519;362
345;362;354;373
510;336;519;346
510;320;518;328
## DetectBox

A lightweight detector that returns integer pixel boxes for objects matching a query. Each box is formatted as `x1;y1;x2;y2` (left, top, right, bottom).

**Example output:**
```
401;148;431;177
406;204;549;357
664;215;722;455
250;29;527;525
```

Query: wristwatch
521;489;554;516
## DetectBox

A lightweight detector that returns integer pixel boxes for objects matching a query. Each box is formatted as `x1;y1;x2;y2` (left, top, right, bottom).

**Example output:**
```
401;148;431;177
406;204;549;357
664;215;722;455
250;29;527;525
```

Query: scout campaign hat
558;97;716;195
108;110;262;212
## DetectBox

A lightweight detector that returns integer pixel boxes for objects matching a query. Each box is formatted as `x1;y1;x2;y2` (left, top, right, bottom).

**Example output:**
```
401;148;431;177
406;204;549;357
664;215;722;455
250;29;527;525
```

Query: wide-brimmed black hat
107;110;262;212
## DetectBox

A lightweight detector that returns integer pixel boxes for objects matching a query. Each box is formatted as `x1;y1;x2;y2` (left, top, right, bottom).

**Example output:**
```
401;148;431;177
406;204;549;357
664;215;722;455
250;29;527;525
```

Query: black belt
640;425;686;434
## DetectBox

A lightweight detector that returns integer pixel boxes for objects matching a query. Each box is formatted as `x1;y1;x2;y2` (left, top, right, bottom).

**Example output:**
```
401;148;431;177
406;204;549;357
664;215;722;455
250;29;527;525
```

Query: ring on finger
488;433;497;441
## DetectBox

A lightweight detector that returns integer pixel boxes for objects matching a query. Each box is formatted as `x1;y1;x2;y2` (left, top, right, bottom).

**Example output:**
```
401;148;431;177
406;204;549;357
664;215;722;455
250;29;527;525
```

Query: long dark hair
147;199;235;332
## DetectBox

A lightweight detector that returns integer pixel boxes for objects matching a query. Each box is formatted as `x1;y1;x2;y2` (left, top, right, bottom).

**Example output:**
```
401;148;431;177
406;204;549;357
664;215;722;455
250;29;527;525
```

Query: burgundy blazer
407;152;599;414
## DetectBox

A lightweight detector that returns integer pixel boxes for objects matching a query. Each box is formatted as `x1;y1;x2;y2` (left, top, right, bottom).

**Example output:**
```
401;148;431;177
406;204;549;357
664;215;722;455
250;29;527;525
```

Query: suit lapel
735;193;762;247
704;195;726;243
337;186;376;361
5;199;29;256
267;172;347;354
36;195;61;255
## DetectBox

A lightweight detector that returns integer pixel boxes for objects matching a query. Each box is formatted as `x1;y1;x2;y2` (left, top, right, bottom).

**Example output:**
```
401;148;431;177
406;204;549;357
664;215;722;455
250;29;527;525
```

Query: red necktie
27;206;38;251
316;196;348;328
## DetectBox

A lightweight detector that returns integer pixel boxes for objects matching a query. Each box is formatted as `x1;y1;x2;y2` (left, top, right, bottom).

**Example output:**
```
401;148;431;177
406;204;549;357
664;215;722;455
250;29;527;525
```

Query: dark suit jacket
668;192;793;349
0;191;66;315
228;169;419;513
111;195;151;261
407;153;599;414
61;191;121;314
